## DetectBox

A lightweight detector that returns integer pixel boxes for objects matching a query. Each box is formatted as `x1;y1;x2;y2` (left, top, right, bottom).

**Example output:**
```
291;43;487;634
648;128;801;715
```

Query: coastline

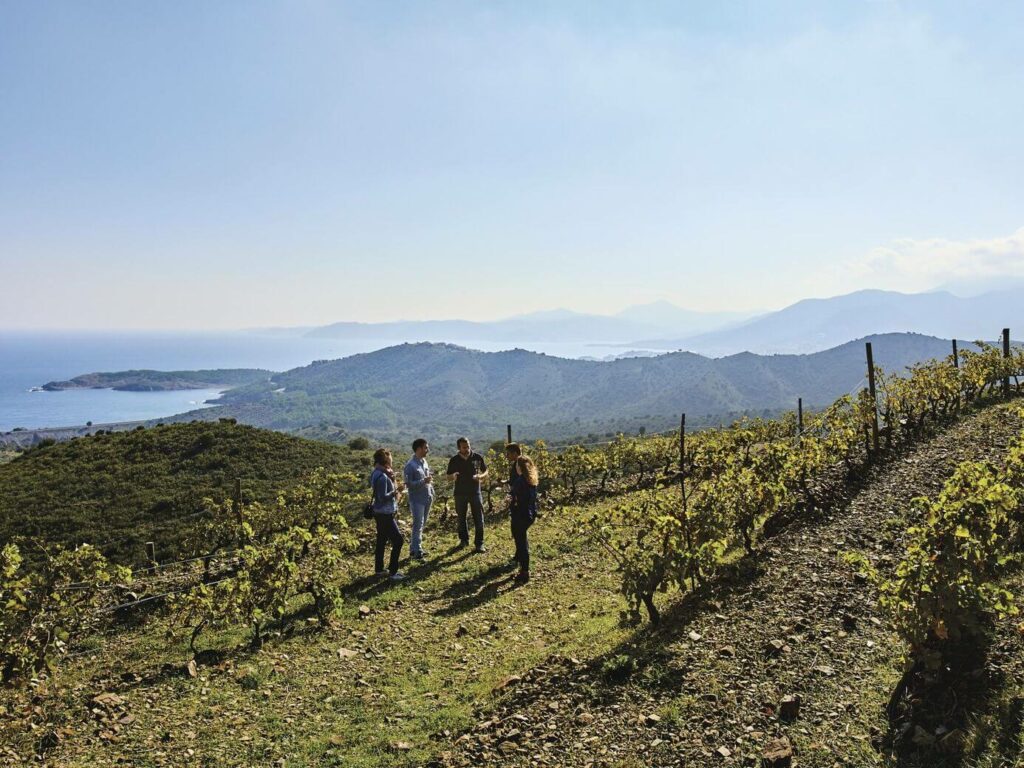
0;420;152;448
0;390;227;448
0;405;228;448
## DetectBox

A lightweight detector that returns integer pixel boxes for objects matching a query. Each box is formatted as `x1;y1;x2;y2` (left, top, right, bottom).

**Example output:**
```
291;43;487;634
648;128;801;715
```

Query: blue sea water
0;332;627;432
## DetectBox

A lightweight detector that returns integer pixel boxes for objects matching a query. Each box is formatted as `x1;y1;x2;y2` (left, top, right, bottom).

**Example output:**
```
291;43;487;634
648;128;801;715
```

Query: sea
0;332;635;432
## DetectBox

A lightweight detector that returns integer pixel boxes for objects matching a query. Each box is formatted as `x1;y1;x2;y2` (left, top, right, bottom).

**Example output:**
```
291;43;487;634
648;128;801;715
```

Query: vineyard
2;339;1024;766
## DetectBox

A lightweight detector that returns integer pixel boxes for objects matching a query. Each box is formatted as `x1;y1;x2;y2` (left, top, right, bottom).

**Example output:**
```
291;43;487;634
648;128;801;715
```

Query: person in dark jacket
504;442;522;486
509;455;539;584
504;442;523;565
370;448;405;582
447;437;488;552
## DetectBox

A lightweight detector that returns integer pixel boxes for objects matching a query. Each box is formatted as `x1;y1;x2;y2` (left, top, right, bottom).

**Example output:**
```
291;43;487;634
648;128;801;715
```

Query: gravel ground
439;404;1024;768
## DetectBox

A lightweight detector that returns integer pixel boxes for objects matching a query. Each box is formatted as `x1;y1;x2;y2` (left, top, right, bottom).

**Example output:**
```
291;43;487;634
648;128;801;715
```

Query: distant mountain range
14;286;1023;446
303;301;754;344
166;332;985;443
272;287;1023;357
635;288;1024;355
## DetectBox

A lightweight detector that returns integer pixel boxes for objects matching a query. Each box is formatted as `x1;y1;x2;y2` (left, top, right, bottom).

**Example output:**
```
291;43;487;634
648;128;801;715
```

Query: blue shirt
370;466;398;514
403;455;435;504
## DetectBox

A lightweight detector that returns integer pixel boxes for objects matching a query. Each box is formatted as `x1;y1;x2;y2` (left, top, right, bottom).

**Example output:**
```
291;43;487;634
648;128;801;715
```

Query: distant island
41;368;274;393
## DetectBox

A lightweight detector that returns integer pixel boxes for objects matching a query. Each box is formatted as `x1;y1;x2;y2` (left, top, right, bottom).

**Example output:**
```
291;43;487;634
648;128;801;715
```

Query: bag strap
370;469;384;503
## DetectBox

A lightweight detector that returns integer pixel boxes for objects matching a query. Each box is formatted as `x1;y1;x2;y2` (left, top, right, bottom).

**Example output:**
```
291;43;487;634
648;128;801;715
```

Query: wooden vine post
678;412;695;588
1003;328;1011;398
866;342;880;456
952;339;960;411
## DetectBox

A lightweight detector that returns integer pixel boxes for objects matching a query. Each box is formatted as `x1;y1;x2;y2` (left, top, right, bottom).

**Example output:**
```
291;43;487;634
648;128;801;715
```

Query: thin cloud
843;227;1024;292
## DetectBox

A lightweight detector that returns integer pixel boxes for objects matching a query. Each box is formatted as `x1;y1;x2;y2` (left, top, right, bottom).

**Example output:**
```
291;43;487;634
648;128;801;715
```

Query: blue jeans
409;497;432;555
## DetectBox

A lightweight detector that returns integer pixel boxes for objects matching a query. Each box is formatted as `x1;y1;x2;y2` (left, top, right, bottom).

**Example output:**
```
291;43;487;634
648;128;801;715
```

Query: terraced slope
441;404;1024;768
1;404;1022;768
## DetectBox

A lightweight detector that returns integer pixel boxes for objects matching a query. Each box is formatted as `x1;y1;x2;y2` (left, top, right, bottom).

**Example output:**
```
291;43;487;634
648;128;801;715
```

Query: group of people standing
368;438;539;585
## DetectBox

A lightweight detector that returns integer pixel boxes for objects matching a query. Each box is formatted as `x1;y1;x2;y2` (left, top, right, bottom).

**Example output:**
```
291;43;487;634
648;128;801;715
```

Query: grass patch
0;497;630;767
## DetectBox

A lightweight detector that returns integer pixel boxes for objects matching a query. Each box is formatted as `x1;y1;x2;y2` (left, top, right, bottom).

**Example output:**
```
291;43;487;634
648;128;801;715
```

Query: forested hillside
0;421;369;565
189;333;986;441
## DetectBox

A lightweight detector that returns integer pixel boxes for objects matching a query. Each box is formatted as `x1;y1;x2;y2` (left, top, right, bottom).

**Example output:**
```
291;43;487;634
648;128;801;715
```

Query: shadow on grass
344;544;475;601
435;434;957;728
887;632;1024;767
425;559;521;617
959;692;1024;768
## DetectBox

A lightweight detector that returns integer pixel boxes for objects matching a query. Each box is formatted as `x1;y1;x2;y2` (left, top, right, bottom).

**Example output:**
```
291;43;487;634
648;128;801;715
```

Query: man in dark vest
447;437;488;552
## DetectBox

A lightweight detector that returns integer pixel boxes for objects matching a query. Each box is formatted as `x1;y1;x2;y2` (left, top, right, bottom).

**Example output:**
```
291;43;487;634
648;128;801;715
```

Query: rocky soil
437;405;1024;768
4;405;1023;767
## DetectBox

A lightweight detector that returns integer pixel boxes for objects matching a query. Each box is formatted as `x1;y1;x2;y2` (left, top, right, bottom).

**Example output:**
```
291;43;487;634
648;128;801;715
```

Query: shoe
474;545;487;554
514;571;530;584
456;541;469;550
389;572;406;582
374;570;388;578
413;551;426;561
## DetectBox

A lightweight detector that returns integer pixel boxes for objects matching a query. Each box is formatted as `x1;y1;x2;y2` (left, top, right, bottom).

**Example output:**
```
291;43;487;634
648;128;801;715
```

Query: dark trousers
374;513;404;574
510;512;533;572
455;493;485;546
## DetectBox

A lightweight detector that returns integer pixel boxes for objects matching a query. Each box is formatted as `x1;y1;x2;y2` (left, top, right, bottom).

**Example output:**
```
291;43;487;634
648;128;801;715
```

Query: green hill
183;333;985;442
0;421;371;565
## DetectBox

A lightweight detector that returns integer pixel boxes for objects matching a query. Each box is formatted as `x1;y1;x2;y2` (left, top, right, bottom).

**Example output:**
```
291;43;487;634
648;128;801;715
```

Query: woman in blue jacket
509;455;539;584
370;448;405;581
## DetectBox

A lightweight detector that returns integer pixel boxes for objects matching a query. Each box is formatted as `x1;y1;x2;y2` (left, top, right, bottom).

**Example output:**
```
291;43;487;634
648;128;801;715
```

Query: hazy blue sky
3;1;1023;329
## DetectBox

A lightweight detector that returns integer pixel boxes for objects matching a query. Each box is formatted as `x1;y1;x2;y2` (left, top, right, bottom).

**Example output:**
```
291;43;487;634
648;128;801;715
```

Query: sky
2;1;1024;330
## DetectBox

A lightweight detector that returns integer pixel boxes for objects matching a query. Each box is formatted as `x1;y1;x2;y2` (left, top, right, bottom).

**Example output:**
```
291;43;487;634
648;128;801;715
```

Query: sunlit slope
0;421;368;564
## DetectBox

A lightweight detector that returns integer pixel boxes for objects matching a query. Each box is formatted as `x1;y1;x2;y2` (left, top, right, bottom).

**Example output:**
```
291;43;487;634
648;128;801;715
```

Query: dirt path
438;404;1024;768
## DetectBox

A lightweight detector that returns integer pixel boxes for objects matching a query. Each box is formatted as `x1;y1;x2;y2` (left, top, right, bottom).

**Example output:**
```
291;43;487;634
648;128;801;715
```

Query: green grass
5;405;1024;767
0;499;630;767
3;481;1023;767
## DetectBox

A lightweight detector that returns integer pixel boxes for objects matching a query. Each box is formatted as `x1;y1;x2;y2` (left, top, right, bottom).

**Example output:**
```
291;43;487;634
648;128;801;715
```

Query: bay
0;332;640;431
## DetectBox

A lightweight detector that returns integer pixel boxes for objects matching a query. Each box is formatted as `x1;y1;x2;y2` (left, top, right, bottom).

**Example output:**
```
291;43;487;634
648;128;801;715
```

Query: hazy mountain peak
502;308;584;323
637;286;1024;356
304;302;746;344
615;300;757;332
935;275;1024;297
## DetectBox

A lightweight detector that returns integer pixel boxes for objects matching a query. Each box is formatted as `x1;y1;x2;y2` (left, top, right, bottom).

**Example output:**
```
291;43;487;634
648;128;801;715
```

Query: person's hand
425;475;433;485
451;471;459;480
472;473;481;481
